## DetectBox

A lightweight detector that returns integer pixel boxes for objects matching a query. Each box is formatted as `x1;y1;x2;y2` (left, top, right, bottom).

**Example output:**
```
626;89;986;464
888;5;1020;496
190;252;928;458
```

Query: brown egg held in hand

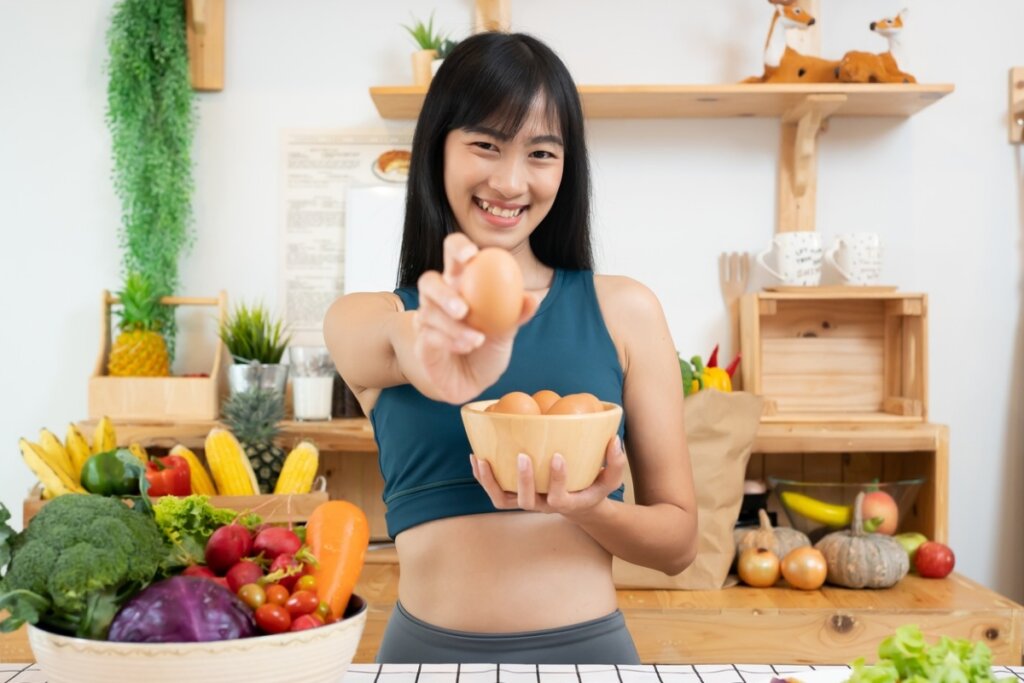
459;248;524;337
531;390;561;413
486;391;542;415
545;392;602;415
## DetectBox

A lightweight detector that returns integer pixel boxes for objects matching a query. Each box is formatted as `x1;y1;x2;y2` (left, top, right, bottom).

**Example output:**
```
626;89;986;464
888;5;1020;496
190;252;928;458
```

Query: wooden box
88;291;229;421
23;485;329;527
740;289;928;422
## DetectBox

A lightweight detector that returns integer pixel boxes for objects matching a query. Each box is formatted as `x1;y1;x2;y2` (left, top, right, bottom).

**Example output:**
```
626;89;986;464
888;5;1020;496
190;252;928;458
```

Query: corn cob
38;428;74;481
19;438;85;496
92;415;117;454
273;440;320;494
128;442;149;464
170;444;218;495
205;428;259;496
65;423;92;480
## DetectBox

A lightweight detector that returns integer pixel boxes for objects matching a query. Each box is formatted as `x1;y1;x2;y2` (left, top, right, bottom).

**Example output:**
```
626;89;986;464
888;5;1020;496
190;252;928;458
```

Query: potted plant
402;11;447;85
218;302;292;396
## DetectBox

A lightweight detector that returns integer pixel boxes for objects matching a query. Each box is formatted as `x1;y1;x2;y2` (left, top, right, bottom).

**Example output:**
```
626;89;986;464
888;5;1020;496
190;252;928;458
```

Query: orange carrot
306;500;370;620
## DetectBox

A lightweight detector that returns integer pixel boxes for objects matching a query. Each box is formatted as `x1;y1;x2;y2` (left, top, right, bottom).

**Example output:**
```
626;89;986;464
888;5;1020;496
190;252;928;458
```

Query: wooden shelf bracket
777;94;846;232
185;0;224;91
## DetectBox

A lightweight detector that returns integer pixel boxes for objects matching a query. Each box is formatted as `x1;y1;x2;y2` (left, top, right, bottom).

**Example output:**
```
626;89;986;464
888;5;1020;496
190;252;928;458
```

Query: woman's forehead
476;93;562;140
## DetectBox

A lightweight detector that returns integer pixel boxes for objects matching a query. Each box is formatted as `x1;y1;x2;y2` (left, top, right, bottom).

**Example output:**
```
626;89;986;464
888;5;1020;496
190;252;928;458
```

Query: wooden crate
750;421;949;542
23;486;329;527
88;291;229;421
740;289;927;422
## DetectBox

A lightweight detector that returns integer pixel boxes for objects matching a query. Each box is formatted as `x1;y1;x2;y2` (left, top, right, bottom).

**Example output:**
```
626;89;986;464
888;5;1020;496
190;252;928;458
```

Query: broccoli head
0;494;170;640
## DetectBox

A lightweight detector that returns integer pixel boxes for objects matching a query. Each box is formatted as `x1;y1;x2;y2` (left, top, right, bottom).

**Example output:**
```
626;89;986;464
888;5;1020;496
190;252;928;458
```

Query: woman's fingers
415;271;484;353
471;455;519;509
442;233;479;286
515;454;538;510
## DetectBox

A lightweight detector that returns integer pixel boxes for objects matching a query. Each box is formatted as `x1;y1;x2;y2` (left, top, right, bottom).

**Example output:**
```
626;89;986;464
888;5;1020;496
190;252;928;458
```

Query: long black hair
397;32;592;288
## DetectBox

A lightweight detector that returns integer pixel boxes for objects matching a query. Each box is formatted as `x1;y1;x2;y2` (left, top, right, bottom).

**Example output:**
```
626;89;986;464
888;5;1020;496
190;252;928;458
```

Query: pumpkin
813;492;909;588
734;509;811;558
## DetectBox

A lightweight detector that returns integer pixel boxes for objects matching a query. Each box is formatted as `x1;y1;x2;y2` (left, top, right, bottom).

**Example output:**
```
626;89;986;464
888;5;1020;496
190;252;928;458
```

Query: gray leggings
376;602;640;664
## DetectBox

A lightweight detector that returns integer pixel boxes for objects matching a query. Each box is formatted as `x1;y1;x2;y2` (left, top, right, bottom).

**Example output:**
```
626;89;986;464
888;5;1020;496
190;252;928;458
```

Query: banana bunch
18;416;152;499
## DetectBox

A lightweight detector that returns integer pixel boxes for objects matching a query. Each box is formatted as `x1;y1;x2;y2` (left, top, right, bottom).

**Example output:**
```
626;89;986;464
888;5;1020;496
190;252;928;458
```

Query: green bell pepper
80;449;144;496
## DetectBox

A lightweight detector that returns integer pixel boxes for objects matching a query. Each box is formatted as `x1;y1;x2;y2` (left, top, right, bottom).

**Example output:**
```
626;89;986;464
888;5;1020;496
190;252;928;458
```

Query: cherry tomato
296;574;317;593
780;547;828;590
737;547;781;588
264;584;290;606
254;604;292;634
237;583;266;611
285;589;320;617
290;614;322;632
316;601;331;621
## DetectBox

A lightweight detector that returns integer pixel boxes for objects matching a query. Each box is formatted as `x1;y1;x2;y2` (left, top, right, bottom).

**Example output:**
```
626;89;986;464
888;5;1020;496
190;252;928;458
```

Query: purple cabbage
108;576;256;643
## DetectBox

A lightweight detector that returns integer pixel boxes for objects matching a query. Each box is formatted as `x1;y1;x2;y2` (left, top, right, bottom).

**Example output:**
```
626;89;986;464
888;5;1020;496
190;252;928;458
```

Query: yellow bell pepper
702;366;733;392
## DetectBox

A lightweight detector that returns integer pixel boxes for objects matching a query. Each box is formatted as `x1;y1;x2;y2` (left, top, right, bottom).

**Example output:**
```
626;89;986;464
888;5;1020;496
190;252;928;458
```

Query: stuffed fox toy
838;11;917;84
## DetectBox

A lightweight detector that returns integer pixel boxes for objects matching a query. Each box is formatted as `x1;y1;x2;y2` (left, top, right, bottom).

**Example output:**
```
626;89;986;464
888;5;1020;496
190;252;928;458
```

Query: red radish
182;565;216;579
211;576;230;590
253;527;302;560
205;524;253;574
226;560;265;593
268;553;309;592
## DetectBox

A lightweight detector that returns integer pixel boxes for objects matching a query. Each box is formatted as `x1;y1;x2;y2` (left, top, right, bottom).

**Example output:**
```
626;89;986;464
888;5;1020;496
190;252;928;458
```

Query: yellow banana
38;428;74;480
19;438;85;496
779;491;851;527
170;444;217;496
93;416;117;454
65;423;93;480
128;442;149;464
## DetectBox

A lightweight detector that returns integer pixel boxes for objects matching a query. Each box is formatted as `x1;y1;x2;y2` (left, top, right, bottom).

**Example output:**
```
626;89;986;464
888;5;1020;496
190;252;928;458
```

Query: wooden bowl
28;595;367;683
461;399;623;493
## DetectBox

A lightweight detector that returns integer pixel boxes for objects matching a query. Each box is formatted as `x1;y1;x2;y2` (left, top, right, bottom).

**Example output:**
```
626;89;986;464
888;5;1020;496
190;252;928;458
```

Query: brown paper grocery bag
612;390;763;590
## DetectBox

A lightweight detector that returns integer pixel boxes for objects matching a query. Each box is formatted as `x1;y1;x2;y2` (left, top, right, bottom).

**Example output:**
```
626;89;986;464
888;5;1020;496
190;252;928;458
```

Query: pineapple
222;388;287;493
107;272;171;377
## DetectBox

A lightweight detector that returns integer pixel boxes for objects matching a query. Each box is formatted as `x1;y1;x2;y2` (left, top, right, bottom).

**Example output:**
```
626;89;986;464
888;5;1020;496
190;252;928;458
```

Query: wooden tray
765;285;898;294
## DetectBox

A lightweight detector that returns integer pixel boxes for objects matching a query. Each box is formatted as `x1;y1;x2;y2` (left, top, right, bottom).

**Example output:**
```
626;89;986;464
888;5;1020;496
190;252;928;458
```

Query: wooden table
2;662;1022;682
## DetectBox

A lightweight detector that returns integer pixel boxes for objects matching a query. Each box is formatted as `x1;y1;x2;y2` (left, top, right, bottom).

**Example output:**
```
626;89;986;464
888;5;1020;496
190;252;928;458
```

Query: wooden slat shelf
369;83;954;120
80;417;946;455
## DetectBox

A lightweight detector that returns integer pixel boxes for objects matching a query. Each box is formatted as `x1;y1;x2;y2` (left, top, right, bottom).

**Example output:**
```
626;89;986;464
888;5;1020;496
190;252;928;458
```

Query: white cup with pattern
826;232;883;285
756;231;824;286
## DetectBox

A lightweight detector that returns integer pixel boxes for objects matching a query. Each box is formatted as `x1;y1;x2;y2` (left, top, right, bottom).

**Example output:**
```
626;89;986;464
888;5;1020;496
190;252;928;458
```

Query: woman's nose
488;156;527;198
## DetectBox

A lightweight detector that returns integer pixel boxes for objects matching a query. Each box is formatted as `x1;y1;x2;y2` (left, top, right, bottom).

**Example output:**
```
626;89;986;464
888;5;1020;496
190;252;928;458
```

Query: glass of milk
288;346;335;421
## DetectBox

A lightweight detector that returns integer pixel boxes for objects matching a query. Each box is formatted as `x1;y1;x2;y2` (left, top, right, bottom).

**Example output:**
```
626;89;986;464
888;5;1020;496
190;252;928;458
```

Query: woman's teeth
477;199;523;218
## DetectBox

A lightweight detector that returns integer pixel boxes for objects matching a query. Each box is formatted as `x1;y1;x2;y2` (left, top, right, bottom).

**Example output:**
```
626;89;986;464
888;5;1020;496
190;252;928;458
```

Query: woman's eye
472;141;497;151
531;150;557;160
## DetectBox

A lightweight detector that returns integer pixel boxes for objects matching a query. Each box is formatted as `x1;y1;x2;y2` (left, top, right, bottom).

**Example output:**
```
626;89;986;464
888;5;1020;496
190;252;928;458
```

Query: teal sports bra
370;268;626;539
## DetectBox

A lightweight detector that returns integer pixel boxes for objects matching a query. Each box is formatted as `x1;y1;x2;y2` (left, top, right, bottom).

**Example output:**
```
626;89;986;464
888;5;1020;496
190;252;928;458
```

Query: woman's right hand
412;233;537;404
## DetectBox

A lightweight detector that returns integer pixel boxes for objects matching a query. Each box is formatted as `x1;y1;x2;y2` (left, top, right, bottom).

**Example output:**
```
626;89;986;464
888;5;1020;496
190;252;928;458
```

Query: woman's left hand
470;435;626;518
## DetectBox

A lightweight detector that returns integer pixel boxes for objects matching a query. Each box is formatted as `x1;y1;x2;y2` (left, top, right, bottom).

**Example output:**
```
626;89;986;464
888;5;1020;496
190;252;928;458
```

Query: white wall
2;0;1022;602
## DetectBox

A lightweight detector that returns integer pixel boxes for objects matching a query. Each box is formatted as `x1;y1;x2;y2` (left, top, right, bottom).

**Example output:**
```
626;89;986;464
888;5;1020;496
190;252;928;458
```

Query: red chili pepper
707;344;720;368
145;454;192;497
725;353;742;378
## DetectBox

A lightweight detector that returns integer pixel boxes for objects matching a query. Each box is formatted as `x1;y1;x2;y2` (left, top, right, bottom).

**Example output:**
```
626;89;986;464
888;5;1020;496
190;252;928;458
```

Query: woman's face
443;96;564;251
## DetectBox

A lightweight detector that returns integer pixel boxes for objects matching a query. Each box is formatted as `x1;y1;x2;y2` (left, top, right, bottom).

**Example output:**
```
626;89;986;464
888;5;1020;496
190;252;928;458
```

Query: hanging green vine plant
106;0;196;358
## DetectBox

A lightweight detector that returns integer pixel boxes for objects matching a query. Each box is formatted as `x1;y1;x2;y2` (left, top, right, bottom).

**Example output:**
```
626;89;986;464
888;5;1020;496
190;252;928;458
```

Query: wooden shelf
83;417;946;455
370;83;953;120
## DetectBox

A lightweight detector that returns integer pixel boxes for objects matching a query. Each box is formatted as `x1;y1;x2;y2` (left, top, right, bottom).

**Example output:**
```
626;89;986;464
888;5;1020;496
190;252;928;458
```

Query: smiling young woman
323;31;698;665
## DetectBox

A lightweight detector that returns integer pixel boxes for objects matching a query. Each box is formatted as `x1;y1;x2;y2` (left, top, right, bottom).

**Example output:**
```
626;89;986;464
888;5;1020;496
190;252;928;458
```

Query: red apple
861;490;899;535
914;541;955;578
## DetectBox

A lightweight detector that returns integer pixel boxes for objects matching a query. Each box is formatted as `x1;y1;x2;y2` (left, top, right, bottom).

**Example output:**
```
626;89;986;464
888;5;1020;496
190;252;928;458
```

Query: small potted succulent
402;11;447;85
218;301;292;396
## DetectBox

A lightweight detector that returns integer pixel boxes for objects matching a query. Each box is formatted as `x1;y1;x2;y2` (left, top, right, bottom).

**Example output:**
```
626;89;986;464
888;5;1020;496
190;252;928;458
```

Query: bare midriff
393;511;618;632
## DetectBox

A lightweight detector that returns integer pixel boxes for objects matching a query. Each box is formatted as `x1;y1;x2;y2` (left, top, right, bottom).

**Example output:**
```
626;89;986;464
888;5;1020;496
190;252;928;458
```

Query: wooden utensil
719;252;750;389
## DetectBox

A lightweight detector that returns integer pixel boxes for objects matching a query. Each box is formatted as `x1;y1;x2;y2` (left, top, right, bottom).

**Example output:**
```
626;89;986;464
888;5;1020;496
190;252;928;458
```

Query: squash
813;492;909;588
734;508;811;558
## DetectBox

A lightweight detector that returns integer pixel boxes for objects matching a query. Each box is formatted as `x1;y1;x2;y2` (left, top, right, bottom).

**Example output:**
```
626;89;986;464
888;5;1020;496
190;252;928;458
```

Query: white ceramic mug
756;231;823;286
826;232;883;285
